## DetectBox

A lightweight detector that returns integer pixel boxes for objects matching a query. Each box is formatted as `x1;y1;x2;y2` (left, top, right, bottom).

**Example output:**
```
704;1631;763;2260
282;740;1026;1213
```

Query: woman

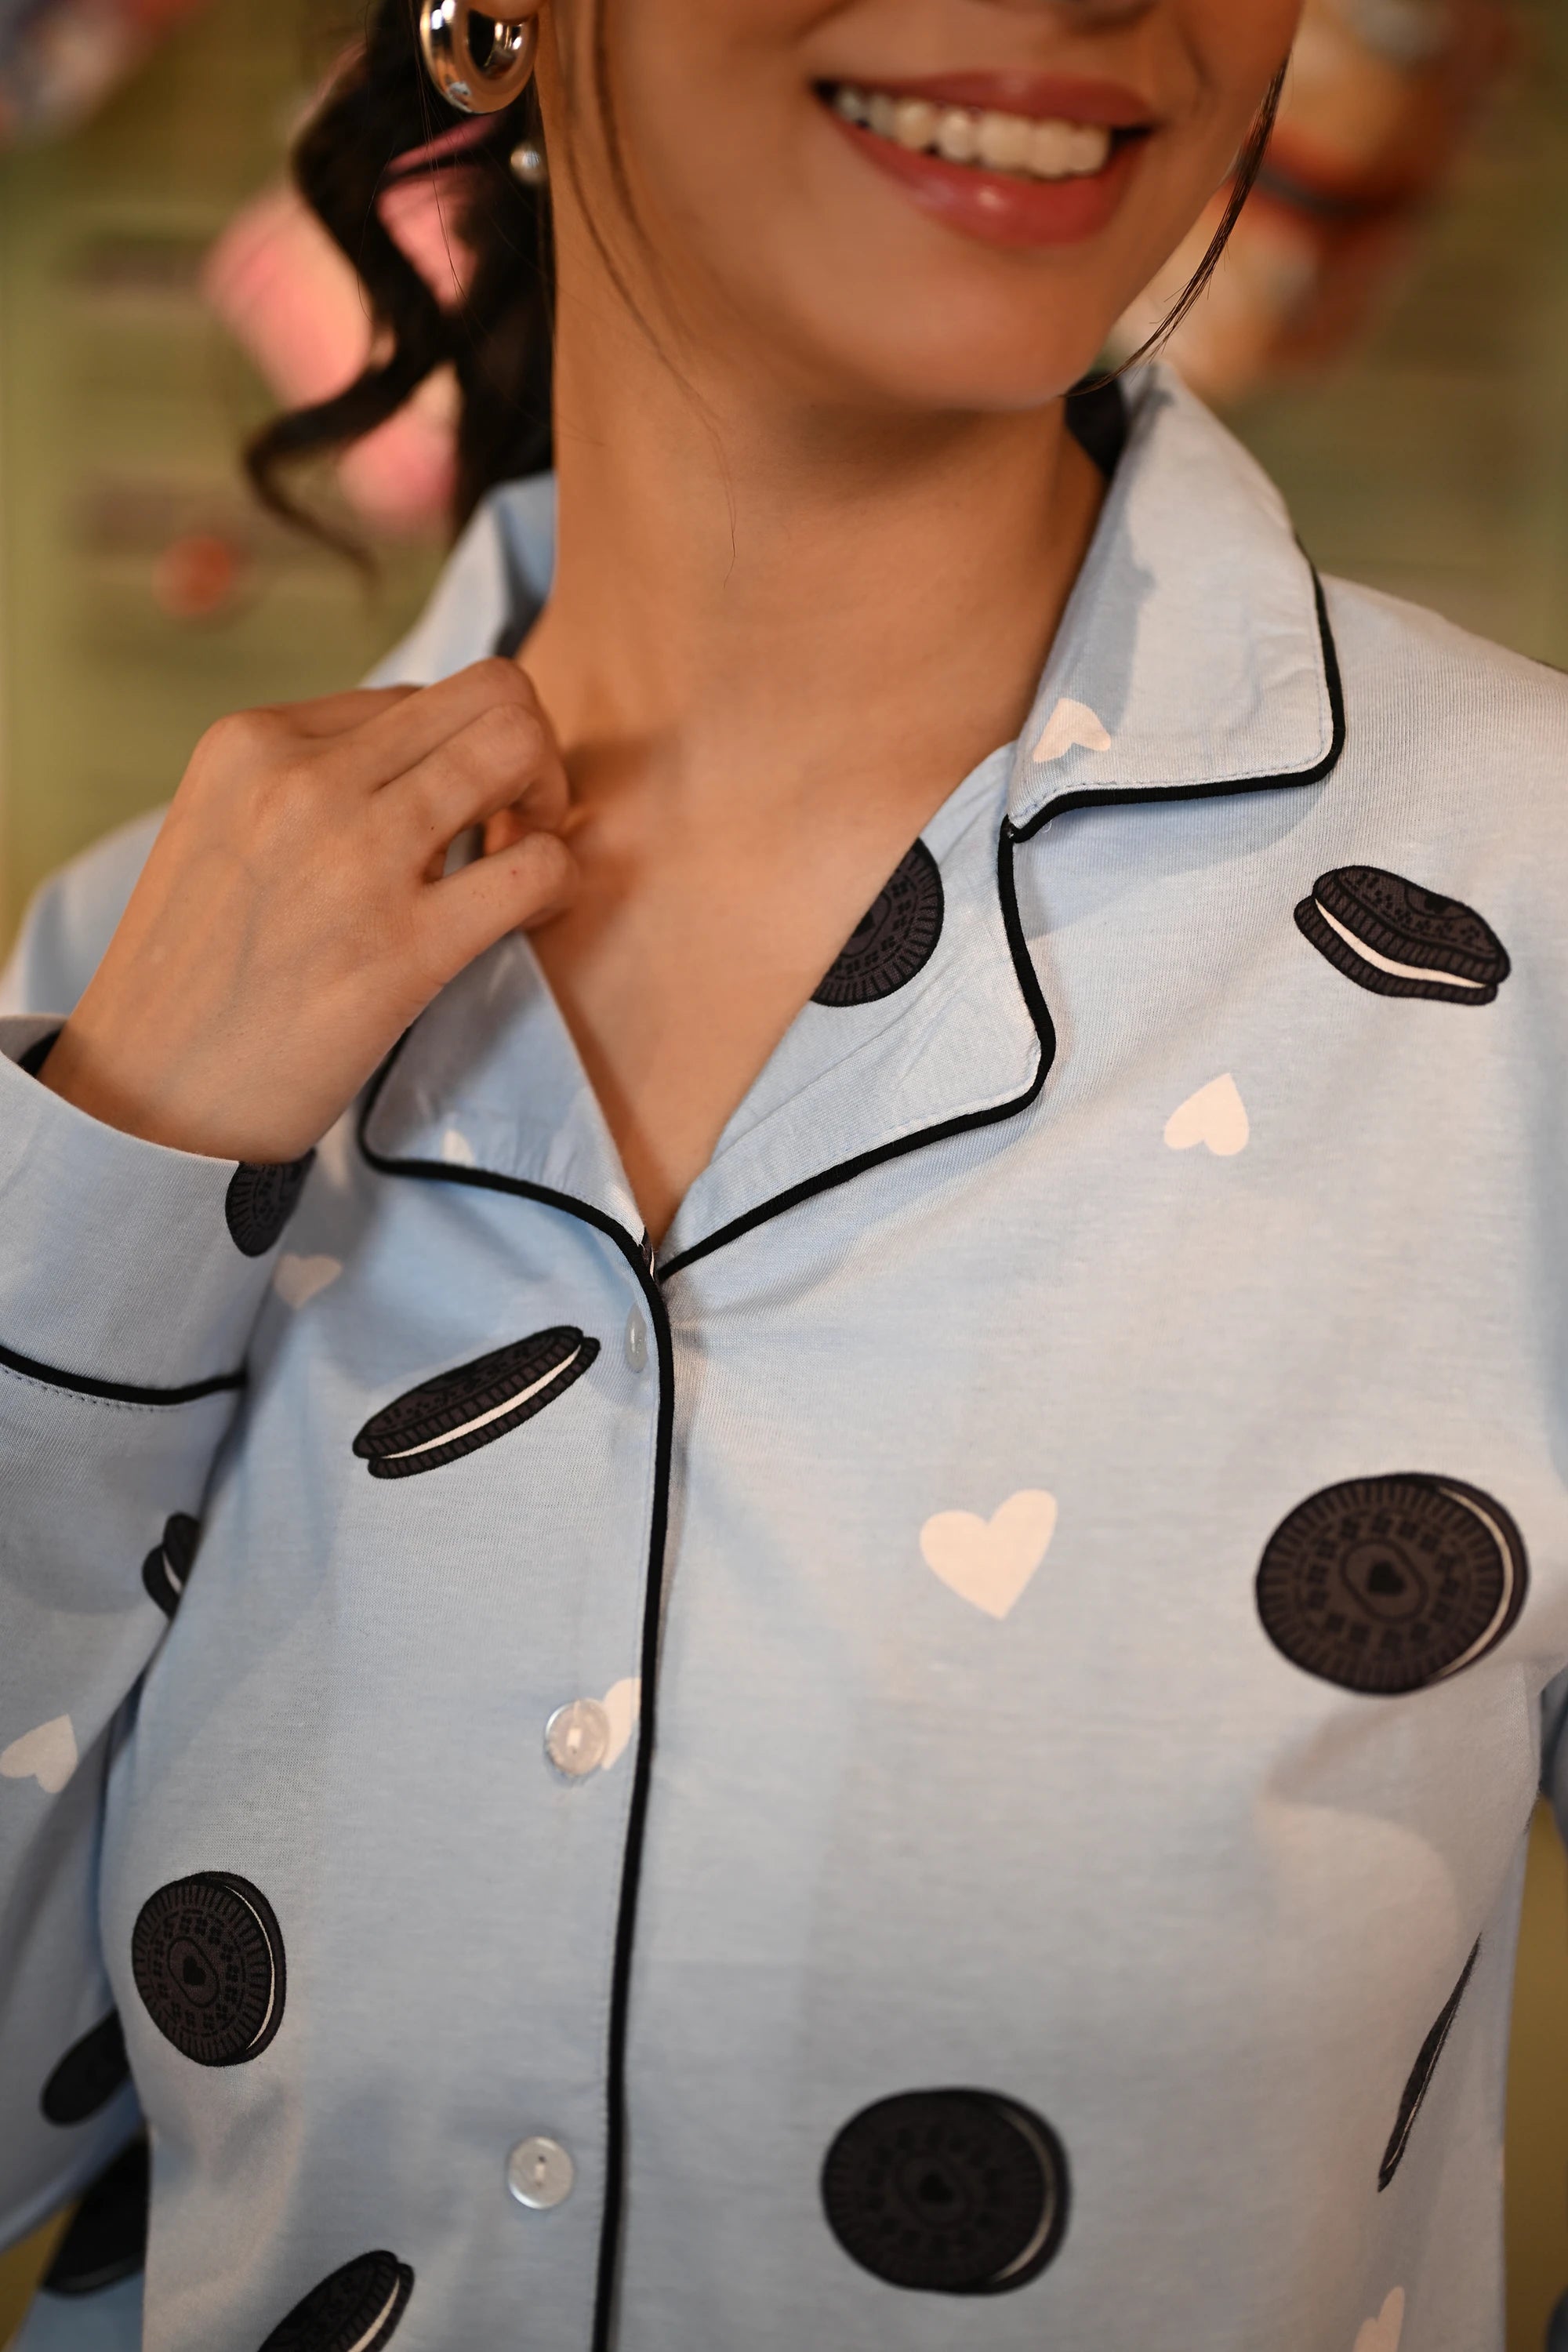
2;2;1565;2347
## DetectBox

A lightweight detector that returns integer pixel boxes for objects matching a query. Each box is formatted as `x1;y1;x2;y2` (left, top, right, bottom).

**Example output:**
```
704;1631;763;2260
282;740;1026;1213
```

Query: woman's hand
39;660;577;1163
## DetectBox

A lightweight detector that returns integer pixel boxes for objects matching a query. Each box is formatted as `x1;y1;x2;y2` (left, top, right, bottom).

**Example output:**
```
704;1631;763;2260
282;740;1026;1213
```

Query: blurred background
0;0;1566;2340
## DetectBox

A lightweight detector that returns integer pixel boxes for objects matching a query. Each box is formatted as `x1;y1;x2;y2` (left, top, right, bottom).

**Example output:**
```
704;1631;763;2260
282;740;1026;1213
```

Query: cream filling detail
345;2282;405;2352
383;1352;580;1461
1315;899;1486;989
831;85;1116;181
225;1884;278;2051
1433;1486;1521;1678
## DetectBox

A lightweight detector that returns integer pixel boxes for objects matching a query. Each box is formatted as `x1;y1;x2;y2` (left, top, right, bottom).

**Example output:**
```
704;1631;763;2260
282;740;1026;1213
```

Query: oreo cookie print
142;1512;200;1618
132;1871;285;2066
256;2249;413;2352
226;1154;315;1256
1257;1473;1527;1697
814;840;945;1007
1378;1940;1480;2193
354;1326;600;1480
822;2087;1069;2295
39;2009;129;2124
1295;866;1510;1006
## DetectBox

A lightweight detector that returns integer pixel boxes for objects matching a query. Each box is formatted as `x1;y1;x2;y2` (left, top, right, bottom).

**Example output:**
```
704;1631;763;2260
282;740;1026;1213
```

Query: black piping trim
657;822;1057;1283
352;558;1345;2341
1008;563;1346;845
0;1339;244;1406
658;565;1344;1281
355;1055;673;2352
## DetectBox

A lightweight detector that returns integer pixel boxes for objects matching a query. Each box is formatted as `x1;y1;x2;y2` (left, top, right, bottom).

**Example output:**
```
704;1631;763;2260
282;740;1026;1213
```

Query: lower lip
829;113;1143;250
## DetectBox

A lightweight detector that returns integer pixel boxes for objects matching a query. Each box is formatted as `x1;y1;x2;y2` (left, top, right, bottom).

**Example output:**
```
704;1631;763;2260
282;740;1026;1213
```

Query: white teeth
935;107;978;165
892;96;938;151
976;110;1031;172
1029;118;1079;177
829;85;1116;182
1065;122;1113;172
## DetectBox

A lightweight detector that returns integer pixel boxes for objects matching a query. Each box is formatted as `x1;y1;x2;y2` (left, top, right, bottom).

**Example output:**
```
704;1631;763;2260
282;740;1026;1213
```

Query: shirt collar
359;742;1038;1263
361;926;643;1243
364;367;1342;1272
377;368;1338;824
1006;365;1341;835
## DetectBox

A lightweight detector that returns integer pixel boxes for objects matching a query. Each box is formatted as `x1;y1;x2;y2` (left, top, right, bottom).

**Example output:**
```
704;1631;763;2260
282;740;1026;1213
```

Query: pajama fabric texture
3;367;1568;2351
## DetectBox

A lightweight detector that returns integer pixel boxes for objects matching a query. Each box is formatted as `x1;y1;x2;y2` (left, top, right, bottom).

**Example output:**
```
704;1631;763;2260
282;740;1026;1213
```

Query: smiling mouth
822;83;1145;184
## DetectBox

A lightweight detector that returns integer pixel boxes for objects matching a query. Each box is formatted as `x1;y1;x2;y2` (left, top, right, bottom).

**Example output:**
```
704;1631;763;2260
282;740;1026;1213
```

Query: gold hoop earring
418;0;537;115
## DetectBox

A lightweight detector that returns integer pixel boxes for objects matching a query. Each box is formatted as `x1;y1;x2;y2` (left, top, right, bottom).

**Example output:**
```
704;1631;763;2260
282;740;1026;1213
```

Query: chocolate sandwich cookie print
226;1154;315;1257
813;840;945;1007
822;2088;1069;2295
354;1326;600;1480
257;2251;413;2352
40;2009;129;2124
131;1871;285;2066
41;2136;149;2296
1294;867;1510;1005
1256;1474;1527;1697
141;1513;200;1618
1378;1941;1479;2192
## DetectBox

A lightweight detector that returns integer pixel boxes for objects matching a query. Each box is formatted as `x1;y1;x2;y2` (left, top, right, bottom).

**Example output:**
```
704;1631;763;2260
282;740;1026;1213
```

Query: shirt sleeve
0;848;296;2243
0;529;510;2234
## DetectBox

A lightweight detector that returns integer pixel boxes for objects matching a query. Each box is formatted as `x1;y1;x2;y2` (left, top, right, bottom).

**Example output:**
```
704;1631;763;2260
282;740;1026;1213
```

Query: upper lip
822;71;1156;130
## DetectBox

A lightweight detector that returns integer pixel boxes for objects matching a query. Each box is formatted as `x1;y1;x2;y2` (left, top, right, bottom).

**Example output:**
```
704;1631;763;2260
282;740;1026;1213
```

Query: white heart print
274;1254;342;1310
1033;697;1112;764
1;1714;78;1795
1352;2288;1404;2352
601;1677;641;1769
441;1127;477;1167
920;1491;1058;1621
1164;1073;1250;1158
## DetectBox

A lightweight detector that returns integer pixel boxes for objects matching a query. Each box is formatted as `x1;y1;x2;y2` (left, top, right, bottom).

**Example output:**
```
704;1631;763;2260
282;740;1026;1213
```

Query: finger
386;700;571;866
419;829;579;984
329;658;555;791
265;684;420;739
482;796;588;857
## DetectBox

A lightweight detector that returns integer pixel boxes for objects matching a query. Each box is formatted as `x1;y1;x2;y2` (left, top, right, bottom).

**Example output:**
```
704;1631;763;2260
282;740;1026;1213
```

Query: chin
781;284;1112;419
724;191;1151;422
858;337;1107;416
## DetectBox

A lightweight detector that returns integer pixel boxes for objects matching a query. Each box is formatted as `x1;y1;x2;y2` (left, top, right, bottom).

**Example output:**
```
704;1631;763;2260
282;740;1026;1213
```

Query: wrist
36;1020;316;1164
38;1022;205;1156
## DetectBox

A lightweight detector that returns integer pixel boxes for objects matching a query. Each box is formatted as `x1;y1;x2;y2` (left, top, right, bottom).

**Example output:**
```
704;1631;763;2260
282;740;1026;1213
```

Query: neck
521;281;1105;834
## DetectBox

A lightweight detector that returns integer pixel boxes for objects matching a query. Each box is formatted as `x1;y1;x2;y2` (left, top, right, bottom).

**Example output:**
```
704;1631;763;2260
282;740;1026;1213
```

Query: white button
507;2136;574;2209
624;1308;648;1373
545;1699;610;1778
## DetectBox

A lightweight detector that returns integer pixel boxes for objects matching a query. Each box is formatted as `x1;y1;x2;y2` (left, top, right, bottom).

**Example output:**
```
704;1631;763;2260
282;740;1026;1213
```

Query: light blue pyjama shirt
2;368;1568;2352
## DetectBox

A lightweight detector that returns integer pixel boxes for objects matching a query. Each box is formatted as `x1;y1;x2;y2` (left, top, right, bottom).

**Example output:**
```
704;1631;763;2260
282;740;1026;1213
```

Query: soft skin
45;0;1300;1234
546;0;1296;412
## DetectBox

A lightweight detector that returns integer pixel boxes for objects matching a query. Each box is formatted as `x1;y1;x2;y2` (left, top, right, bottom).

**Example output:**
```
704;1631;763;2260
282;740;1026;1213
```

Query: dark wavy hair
245;5;1287;543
